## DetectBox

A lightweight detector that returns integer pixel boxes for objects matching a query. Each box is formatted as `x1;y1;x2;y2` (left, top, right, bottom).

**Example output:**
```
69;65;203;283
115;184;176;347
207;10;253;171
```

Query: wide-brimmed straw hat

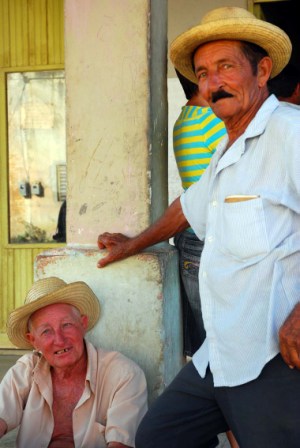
170;6;292;83
7;277;101;349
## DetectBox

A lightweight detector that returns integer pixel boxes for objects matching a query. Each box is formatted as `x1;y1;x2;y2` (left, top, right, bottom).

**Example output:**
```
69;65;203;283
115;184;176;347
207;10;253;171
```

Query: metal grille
56;164;67;201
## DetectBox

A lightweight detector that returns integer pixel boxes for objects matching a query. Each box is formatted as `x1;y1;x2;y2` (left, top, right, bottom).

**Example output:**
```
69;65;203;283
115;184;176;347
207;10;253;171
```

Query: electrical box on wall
32;182;44;197
19;181;31;198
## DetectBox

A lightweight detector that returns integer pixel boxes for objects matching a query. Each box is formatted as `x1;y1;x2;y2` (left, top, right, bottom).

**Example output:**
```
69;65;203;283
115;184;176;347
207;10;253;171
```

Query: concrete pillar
35;0;183;403
35;245;182;402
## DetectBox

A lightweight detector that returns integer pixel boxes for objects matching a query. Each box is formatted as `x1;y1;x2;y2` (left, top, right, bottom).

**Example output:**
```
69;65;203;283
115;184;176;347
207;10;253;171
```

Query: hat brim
7;281;100;349
170;18;292;82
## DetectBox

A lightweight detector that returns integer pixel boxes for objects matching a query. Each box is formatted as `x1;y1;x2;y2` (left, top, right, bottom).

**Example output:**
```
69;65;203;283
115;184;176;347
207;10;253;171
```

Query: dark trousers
135;354;300;448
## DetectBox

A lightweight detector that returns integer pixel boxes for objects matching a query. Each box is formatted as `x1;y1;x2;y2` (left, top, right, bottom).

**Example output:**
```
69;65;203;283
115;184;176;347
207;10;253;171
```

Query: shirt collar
214;94;280;169
243;94;279;140
84;339;97;394
32;339;97;393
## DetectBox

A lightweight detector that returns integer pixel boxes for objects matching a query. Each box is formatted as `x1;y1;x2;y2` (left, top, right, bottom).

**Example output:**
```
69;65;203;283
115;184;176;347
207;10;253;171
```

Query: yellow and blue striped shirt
173;106;227;190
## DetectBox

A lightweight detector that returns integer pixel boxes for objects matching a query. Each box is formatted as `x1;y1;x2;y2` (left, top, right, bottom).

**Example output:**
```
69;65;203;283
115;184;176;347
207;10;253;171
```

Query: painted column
35;0;183;403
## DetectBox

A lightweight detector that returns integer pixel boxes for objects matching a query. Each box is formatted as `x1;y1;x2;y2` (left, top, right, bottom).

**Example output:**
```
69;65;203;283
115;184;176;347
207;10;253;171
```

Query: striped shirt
173;105;226;190
181;95;300;386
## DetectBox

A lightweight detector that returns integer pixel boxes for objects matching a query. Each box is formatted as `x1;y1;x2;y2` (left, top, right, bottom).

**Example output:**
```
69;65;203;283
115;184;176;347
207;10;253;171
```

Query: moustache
211;90;233;103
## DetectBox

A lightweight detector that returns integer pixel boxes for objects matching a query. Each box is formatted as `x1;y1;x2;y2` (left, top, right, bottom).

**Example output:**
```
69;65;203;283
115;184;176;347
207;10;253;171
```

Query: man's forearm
97;197;189;268
126;197;188;252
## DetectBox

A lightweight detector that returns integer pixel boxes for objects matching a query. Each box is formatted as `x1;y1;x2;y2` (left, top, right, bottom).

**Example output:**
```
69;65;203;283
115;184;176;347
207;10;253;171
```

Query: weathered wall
65;0;151;244
35;246;183;403
35;0;183;405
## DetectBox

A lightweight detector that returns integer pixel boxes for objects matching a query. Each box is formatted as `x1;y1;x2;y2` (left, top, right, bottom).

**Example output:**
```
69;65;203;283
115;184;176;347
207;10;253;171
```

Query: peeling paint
35;253;69;275
35;245;183;404
79;203;88;215
92;203;105;211
65;0;150;245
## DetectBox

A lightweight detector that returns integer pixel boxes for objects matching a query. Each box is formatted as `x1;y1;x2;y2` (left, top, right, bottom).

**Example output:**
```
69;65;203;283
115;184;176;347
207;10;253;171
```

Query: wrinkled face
193;40;270;122
26;303;88;370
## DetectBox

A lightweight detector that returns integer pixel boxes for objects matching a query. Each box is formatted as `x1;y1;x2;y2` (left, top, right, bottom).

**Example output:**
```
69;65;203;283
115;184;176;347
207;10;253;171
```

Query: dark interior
261;0;299;71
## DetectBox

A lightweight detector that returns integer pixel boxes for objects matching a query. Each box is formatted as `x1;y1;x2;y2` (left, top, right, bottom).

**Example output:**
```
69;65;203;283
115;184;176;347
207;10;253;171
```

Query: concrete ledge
35;244;184;403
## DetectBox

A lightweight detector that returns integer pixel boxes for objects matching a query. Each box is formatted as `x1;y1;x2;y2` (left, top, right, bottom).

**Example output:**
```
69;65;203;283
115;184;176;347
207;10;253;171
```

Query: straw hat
7;277;101;349
170;6;292;83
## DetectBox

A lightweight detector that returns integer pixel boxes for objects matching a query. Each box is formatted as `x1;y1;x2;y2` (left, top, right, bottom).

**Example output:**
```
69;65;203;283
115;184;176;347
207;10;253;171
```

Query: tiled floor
0;429;17;447
218;433;231;447
0;354;231;448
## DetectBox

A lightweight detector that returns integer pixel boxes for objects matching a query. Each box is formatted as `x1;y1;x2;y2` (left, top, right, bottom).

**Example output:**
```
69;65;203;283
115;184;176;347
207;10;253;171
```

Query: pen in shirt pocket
224;195;260;203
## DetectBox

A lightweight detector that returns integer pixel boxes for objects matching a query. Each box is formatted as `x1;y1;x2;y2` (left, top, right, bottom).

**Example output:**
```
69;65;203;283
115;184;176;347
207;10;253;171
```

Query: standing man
98;6;300;447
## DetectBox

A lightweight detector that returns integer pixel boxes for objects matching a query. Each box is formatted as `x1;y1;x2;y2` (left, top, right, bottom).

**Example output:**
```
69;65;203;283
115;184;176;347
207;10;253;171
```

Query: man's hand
97;233;133;268
97;197;188;269
279;302;300;369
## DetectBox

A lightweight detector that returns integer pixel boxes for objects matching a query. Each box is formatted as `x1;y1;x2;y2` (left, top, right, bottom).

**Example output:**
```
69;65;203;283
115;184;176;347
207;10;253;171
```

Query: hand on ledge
97;233;132;268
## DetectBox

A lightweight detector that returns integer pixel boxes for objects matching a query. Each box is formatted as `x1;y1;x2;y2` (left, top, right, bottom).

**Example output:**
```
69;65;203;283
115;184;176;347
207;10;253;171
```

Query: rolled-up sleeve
0;355;33;432
180;163;213;240
76;345;148;448
104;356;148;447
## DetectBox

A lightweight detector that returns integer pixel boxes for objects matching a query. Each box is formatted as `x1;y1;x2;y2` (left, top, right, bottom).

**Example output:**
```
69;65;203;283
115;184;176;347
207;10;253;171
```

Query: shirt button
207;236;214;243
203;271;207;278
212;200;218;207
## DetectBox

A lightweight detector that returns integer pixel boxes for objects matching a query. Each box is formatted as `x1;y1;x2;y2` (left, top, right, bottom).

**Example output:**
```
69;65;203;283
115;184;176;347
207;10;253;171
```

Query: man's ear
294;82;300;103
258;56;273;87
25;332;35;347
81;314;89;331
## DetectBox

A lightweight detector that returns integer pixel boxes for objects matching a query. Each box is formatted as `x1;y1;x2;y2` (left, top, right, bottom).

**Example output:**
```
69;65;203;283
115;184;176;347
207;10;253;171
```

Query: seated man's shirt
0;340;148;447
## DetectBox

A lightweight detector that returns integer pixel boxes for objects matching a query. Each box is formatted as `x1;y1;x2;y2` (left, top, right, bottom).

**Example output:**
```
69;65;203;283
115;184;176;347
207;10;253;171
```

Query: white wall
65;0;150;244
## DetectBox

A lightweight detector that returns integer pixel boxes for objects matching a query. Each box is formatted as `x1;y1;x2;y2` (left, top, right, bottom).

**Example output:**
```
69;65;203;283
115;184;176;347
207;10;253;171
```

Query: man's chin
210;103;233;120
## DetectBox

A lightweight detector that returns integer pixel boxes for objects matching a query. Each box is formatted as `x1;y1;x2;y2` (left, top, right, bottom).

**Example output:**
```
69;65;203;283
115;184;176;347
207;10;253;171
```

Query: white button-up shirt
181;95;300;387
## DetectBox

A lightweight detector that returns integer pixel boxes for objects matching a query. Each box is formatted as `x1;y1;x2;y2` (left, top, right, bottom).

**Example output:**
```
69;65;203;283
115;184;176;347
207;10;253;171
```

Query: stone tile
218;433;231;447
0;428;18;447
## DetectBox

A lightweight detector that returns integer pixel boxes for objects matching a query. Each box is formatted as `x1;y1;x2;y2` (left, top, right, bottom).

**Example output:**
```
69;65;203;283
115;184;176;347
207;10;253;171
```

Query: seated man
0;277;148;448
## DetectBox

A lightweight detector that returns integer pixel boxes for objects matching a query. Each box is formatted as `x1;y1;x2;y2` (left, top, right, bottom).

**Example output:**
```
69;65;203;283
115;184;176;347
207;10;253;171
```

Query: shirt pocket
220;197;270;261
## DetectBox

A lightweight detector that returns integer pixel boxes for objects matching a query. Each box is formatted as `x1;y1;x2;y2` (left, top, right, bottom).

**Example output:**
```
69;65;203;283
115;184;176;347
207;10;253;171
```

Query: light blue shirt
181;95;300;387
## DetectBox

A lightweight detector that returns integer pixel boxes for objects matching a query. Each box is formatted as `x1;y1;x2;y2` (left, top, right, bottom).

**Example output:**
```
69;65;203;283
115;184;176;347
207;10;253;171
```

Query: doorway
249;0;299;70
